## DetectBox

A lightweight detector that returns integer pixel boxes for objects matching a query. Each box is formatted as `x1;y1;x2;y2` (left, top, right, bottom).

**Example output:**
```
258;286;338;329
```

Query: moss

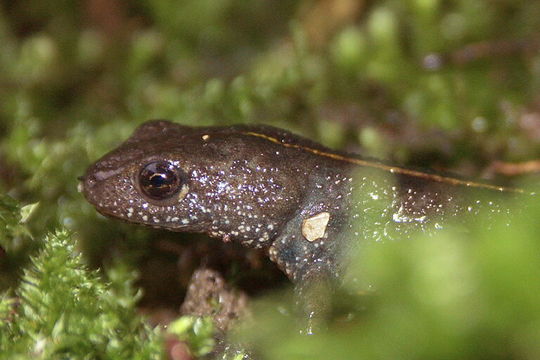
0;229;163;359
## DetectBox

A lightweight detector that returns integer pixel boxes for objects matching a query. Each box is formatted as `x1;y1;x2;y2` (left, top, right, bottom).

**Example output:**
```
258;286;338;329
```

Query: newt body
81;120;521;286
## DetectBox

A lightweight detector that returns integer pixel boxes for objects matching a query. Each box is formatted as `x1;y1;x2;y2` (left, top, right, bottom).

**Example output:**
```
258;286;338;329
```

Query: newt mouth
77;180;85;193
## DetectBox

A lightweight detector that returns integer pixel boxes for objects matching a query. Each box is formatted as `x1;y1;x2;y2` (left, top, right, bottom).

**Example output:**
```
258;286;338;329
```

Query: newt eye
138;161;185;200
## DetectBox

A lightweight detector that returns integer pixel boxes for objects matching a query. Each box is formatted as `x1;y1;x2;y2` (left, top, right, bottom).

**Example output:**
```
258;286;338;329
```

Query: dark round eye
138;161;185;200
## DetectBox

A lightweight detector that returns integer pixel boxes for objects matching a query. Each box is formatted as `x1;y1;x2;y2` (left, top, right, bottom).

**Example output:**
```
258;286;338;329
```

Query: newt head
79;120;207;232
79;120;306;246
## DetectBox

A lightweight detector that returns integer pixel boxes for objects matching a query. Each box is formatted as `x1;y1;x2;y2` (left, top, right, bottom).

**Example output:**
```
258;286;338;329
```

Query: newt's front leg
268;182;351;331
270;229;338;333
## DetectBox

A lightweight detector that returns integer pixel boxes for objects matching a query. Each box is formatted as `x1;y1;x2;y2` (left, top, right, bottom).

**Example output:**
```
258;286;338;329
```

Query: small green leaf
20;202;39;223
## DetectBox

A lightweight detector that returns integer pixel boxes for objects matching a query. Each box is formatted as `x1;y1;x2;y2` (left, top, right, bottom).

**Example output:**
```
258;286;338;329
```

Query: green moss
168;316;215;358
0;230;163;359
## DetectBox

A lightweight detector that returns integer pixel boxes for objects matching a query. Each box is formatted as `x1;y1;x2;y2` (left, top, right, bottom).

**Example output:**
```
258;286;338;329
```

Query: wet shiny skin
81;120;518;284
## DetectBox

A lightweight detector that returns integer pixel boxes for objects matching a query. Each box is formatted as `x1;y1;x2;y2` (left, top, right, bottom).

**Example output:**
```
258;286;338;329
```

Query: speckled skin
81;120;520;288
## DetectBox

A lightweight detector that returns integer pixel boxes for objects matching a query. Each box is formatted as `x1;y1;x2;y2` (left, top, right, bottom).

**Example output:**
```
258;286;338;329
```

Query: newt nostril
78;173;97;192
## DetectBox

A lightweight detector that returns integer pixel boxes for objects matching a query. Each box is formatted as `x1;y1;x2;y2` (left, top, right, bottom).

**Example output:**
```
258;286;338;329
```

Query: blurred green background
1;0;540;359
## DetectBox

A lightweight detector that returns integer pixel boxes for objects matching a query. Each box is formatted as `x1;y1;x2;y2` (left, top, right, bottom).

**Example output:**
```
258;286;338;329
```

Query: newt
80;120;527;306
